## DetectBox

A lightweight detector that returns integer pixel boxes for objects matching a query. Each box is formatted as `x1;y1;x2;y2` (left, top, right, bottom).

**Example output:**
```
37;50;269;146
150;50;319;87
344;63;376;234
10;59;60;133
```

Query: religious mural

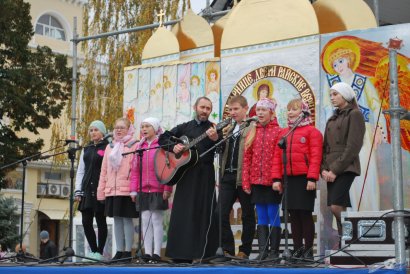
123;60;220;137
319;24;410;252
220;35;320;128
123;23;410;255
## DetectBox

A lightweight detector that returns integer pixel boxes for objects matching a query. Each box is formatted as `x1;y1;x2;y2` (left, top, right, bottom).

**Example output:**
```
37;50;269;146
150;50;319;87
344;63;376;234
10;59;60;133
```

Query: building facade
1;0;85;257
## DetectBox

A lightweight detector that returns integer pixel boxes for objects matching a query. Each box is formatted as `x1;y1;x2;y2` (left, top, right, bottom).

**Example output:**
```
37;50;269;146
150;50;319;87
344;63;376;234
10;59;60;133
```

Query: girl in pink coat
130;117;172;261
97;117;138;261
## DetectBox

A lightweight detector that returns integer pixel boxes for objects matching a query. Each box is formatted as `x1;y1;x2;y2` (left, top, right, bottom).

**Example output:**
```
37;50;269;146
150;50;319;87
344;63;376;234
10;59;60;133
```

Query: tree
0;194;19;251
77;0;186;142
0;0;72;189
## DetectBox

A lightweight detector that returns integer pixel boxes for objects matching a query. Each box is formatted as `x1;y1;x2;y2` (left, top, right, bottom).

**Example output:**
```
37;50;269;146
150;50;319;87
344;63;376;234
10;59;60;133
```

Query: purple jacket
130;137;173;194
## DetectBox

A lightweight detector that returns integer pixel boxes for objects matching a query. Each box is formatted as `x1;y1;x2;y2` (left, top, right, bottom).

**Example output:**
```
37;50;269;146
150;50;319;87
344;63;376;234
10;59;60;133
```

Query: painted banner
319;24;410;252
221;35;320;128
124;60;220;136
123;23;410;256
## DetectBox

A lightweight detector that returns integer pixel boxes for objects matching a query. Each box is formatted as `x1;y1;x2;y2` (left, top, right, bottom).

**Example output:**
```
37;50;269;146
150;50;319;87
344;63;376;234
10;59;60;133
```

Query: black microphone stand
37;140;109;264
118;142;177;264
277;113;308;264
199;120;253;263
0;143;70;263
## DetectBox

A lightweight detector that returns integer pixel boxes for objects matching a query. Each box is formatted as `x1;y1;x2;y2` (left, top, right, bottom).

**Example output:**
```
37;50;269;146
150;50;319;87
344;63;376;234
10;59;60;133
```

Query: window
44;171;63;181
35;14;66;41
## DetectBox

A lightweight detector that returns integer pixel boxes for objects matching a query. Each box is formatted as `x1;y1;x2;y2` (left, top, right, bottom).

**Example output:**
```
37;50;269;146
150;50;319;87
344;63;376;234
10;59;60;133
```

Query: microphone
103;133;113;141
61;139;79;145
244;116;258;123
170;136;185;144
302;111;311;117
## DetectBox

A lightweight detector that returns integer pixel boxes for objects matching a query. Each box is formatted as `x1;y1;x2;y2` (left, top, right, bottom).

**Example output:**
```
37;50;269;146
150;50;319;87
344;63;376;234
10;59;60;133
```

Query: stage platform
0;265;407;274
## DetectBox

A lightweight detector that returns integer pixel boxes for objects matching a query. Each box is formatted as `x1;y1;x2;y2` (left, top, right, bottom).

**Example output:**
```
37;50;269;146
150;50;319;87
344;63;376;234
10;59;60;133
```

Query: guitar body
154;148;199;186
154;118;231;186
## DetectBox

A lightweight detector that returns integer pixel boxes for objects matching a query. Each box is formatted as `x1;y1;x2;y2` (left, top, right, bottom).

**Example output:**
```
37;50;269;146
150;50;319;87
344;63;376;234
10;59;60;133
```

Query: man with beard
158;97;219;263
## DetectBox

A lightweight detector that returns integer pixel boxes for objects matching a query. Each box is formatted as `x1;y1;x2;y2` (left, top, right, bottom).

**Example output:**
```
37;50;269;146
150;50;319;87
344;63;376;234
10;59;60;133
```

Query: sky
190;1;208;14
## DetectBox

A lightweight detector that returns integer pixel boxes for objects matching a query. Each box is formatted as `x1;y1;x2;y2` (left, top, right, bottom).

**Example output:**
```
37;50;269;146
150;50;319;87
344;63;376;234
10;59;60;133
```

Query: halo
252;79;274;100
321;37;361;75
206;62;220;80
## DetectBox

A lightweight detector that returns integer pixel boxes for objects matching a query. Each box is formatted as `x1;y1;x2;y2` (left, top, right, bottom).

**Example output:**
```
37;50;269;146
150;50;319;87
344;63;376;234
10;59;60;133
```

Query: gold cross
157;9;165;27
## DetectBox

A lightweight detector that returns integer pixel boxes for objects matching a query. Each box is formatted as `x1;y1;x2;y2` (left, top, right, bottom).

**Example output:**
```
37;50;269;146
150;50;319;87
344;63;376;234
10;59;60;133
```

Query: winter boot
255;225;269;261
291;246;305;263
302;247;314;263
111;251;123;262
266;226;282;261
120;251;132;263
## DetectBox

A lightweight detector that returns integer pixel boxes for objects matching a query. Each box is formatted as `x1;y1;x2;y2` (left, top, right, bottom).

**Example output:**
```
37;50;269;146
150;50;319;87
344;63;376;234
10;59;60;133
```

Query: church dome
221;0;319;50
313;0;377;34
142;26;179;60
212;10;232;57
171;9;214;51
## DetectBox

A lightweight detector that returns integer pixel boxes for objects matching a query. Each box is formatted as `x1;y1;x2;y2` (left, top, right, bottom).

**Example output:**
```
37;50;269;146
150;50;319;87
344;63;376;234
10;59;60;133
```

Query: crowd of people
35;82;364;263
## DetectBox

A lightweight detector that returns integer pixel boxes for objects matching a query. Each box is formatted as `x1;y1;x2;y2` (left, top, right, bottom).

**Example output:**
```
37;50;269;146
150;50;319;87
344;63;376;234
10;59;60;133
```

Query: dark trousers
82;208;107;254
219;176;255;256
289;209;315;250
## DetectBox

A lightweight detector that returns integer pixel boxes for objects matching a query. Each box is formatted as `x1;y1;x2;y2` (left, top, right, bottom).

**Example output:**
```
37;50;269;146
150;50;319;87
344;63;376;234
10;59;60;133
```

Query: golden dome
313;0;377;34
142;26;179;60
171;9;214;51
221;0;319;50
211;10;232;57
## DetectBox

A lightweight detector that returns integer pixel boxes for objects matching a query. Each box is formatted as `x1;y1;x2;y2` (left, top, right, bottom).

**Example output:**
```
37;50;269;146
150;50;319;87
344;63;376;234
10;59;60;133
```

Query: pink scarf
287;101;312;128
109;124;135;171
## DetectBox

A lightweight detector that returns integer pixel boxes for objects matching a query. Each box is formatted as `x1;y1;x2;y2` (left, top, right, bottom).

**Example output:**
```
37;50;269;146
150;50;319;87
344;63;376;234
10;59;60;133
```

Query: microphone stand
277;113;308;264
199;120;253;263
0;143;70;263
37;140;110;264
118;142;177;264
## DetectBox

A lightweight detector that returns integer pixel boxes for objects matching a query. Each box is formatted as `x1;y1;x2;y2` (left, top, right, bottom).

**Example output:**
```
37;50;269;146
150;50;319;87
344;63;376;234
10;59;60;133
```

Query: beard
196;112;209;121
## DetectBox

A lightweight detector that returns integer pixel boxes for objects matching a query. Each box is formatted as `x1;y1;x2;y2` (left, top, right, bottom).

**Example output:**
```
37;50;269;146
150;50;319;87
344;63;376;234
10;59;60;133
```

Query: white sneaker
82;252;95;262
93;252;104;261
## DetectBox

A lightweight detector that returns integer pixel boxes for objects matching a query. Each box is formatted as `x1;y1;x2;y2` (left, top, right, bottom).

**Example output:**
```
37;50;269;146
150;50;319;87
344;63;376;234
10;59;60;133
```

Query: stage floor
0;265;407;274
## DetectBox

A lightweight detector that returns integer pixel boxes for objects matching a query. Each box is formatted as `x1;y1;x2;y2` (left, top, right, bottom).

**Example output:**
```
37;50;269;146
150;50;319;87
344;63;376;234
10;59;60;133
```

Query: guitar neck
185;118;230;150
187;132;209;149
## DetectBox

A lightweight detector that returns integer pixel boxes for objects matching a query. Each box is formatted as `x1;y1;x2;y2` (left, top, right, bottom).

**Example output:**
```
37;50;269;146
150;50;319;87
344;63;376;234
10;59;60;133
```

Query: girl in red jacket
272;99;323;261
130;117;172;261
242;98;282;261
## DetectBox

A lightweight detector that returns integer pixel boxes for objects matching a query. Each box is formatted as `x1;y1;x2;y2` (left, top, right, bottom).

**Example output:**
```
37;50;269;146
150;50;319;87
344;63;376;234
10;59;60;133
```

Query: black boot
121;251;132;263
291;246;305;263
302;247;314;262
255;225;269;261
111;251;123;261
267;226;282;261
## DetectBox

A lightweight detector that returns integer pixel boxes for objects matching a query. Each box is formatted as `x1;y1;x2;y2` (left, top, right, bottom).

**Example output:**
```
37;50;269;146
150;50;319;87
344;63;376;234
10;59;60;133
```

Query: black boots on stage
256;225;269;260
291;246;314;263
256;225;282;261
267;226;282;260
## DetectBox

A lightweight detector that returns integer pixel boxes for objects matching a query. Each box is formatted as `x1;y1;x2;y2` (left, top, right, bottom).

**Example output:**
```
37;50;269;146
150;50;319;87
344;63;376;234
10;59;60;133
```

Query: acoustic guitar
154;118;231;186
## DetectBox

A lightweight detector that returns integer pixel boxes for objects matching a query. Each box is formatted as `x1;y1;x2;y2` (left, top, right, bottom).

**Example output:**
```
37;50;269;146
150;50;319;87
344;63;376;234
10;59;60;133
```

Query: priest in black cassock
158;97;220;263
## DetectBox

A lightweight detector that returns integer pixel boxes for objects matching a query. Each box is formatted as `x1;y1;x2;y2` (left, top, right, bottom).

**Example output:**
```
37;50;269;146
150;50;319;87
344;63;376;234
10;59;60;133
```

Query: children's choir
75;84;365;263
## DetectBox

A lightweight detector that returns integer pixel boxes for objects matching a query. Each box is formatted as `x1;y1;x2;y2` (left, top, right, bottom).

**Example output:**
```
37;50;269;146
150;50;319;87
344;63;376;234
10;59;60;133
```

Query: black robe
158;119;219;260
